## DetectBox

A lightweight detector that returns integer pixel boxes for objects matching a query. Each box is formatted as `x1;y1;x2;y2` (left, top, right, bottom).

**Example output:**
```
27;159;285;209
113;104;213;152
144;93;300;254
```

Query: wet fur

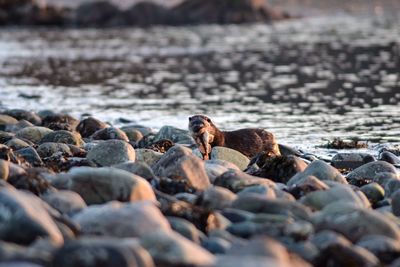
189;115;280;159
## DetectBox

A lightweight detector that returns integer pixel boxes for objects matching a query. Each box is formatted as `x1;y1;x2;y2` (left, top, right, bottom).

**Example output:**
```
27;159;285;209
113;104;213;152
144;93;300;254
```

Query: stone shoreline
0;109;400;267
0;0;290;28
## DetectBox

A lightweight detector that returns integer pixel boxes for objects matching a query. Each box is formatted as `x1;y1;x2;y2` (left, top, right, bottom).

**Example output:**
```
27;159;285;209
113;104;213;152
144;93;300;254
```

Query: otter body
189;115;280;159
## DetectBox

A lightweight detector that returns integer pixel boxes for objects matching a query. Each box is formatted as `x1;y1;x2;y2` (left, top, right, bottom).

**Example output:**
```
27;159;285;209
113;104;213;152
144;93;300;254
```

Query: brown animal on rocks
188;115;280;160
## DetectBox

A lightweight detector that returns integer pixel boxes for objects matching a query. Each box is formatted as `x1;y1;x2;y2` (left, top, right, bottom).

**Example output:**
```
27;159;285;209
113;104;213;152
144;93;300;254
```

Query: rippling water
0;15;399;153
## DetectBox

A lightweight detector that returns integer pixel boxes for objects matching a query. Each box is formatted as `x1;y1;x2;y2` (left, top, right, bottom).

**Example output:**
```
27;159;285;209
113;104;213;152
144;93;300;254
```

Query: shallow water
0;15;399;155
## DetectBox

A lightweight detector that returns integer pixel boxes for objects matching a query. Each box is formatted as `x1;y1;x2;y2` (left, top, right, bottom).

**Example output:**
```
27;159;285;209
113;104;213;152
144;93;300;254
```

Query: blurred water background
0;0;399;154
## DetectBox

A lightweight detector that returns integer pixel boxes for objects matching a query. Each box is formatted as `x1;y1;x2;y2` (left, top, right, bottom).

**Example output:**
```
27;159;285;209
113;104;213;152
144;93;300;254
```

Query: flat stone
331;152;375;170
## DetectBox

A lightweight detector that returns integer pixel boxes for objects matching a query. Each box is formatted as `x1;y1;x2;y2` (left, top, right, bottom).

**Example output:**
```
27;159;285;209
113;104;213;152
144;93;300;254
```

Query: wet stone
380;151;400;165
5;138;30;150
91;127;129;141
140;230;215;267
287;160;347;187
347;161;398;186
76;117;108;138
210;146;250;171
64;167;155;205
15;127;53;144
153;125;195;145
42;190;87;215
52;237;155;267
360;182;385;205
135;149;163;166
15;147;43;167
39;130;84;147
73;201;171;238
87;140;135;166
331;152;375;170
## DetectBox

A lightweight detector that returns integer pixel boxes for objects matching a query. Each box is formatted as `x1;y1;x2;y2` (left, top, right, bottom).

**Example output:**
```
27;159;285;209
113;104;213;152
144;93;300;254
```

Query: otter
188;115;280;160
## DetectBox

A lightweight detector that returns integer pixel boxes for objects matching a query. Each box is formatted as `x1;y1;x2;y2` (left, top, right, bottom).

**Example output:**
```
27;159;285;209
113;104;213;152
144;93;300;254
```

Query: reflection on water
0;16;399;152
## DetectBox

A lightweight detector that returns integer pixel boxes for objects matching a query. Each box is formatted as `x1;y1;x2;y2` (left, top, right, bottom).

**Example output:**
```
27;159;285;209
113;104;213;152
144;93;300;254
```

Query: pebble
199;186;237;210
15;126;53;143
76;117;108;138
39;130;84;146
360;182;385;205
331;152;375;169
135;148;163;166
42;190;87;215
5;138;30;150
153;125;194;144
91;127;129;141
112;161;156;181
214;169;275;193
0;159;9;180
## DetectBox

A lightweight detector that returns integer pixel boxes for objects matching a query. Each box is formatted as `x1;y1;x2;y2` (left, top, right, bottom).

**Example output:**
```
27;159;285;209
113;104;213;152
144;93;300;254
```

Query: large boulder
87;140;135;166
153;145;210;191
0;187;63;245
73;201;170;238
60;167;155;205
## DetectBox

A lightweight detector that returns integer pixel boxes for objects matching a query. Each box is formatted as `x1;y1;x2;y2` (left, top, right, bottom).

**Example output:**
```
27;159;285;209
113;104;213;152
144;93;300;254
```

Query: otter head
188;115;217;160
188;115;216;136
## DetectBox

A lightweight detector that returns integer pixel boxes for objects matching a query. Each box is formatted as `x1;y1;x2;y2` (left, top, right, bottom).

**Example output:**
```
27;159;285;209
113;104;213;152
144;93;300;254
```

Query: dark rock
76;117;107;138
42;190;87;215
145;139;174;153
74;1;123;27
73;201;170;238
5;138;30;150
202;236;231;254
42;114;79;131
16;127;53;144
214;169;275;193
61;167;155;205
313;204;400;242
380;151;400;165
39;130;84;146
170;0;289;25
37;143;72;158
7;167;53;195
287;175;329;199
331;152;375;170
152;145;210;191
112;161;156;181
0;187;63;245
391;189;400;216
15;147;43;166
87;140;135;166
5;120;34;133
167;217;204;243
52;237;155;267
385;179;400;197
347;161;398;186
3;110;41;125
360;183;385;206
91;127;129;141
357;235;400;264
287;160;347;187
198;186;237;210
153;126;194;144
140;230;214;266
250;155;308;184
220;208;254;223
232;194;311;221
124;2;170;27
300;184;370;210
0;131;15;143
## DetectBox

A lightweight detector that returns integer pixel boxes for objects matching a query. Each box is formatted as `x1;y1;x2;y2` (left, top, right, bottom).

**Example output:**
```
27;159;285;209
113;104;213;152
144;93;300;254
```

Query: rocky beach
1;0;400;266
0;109;400;267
